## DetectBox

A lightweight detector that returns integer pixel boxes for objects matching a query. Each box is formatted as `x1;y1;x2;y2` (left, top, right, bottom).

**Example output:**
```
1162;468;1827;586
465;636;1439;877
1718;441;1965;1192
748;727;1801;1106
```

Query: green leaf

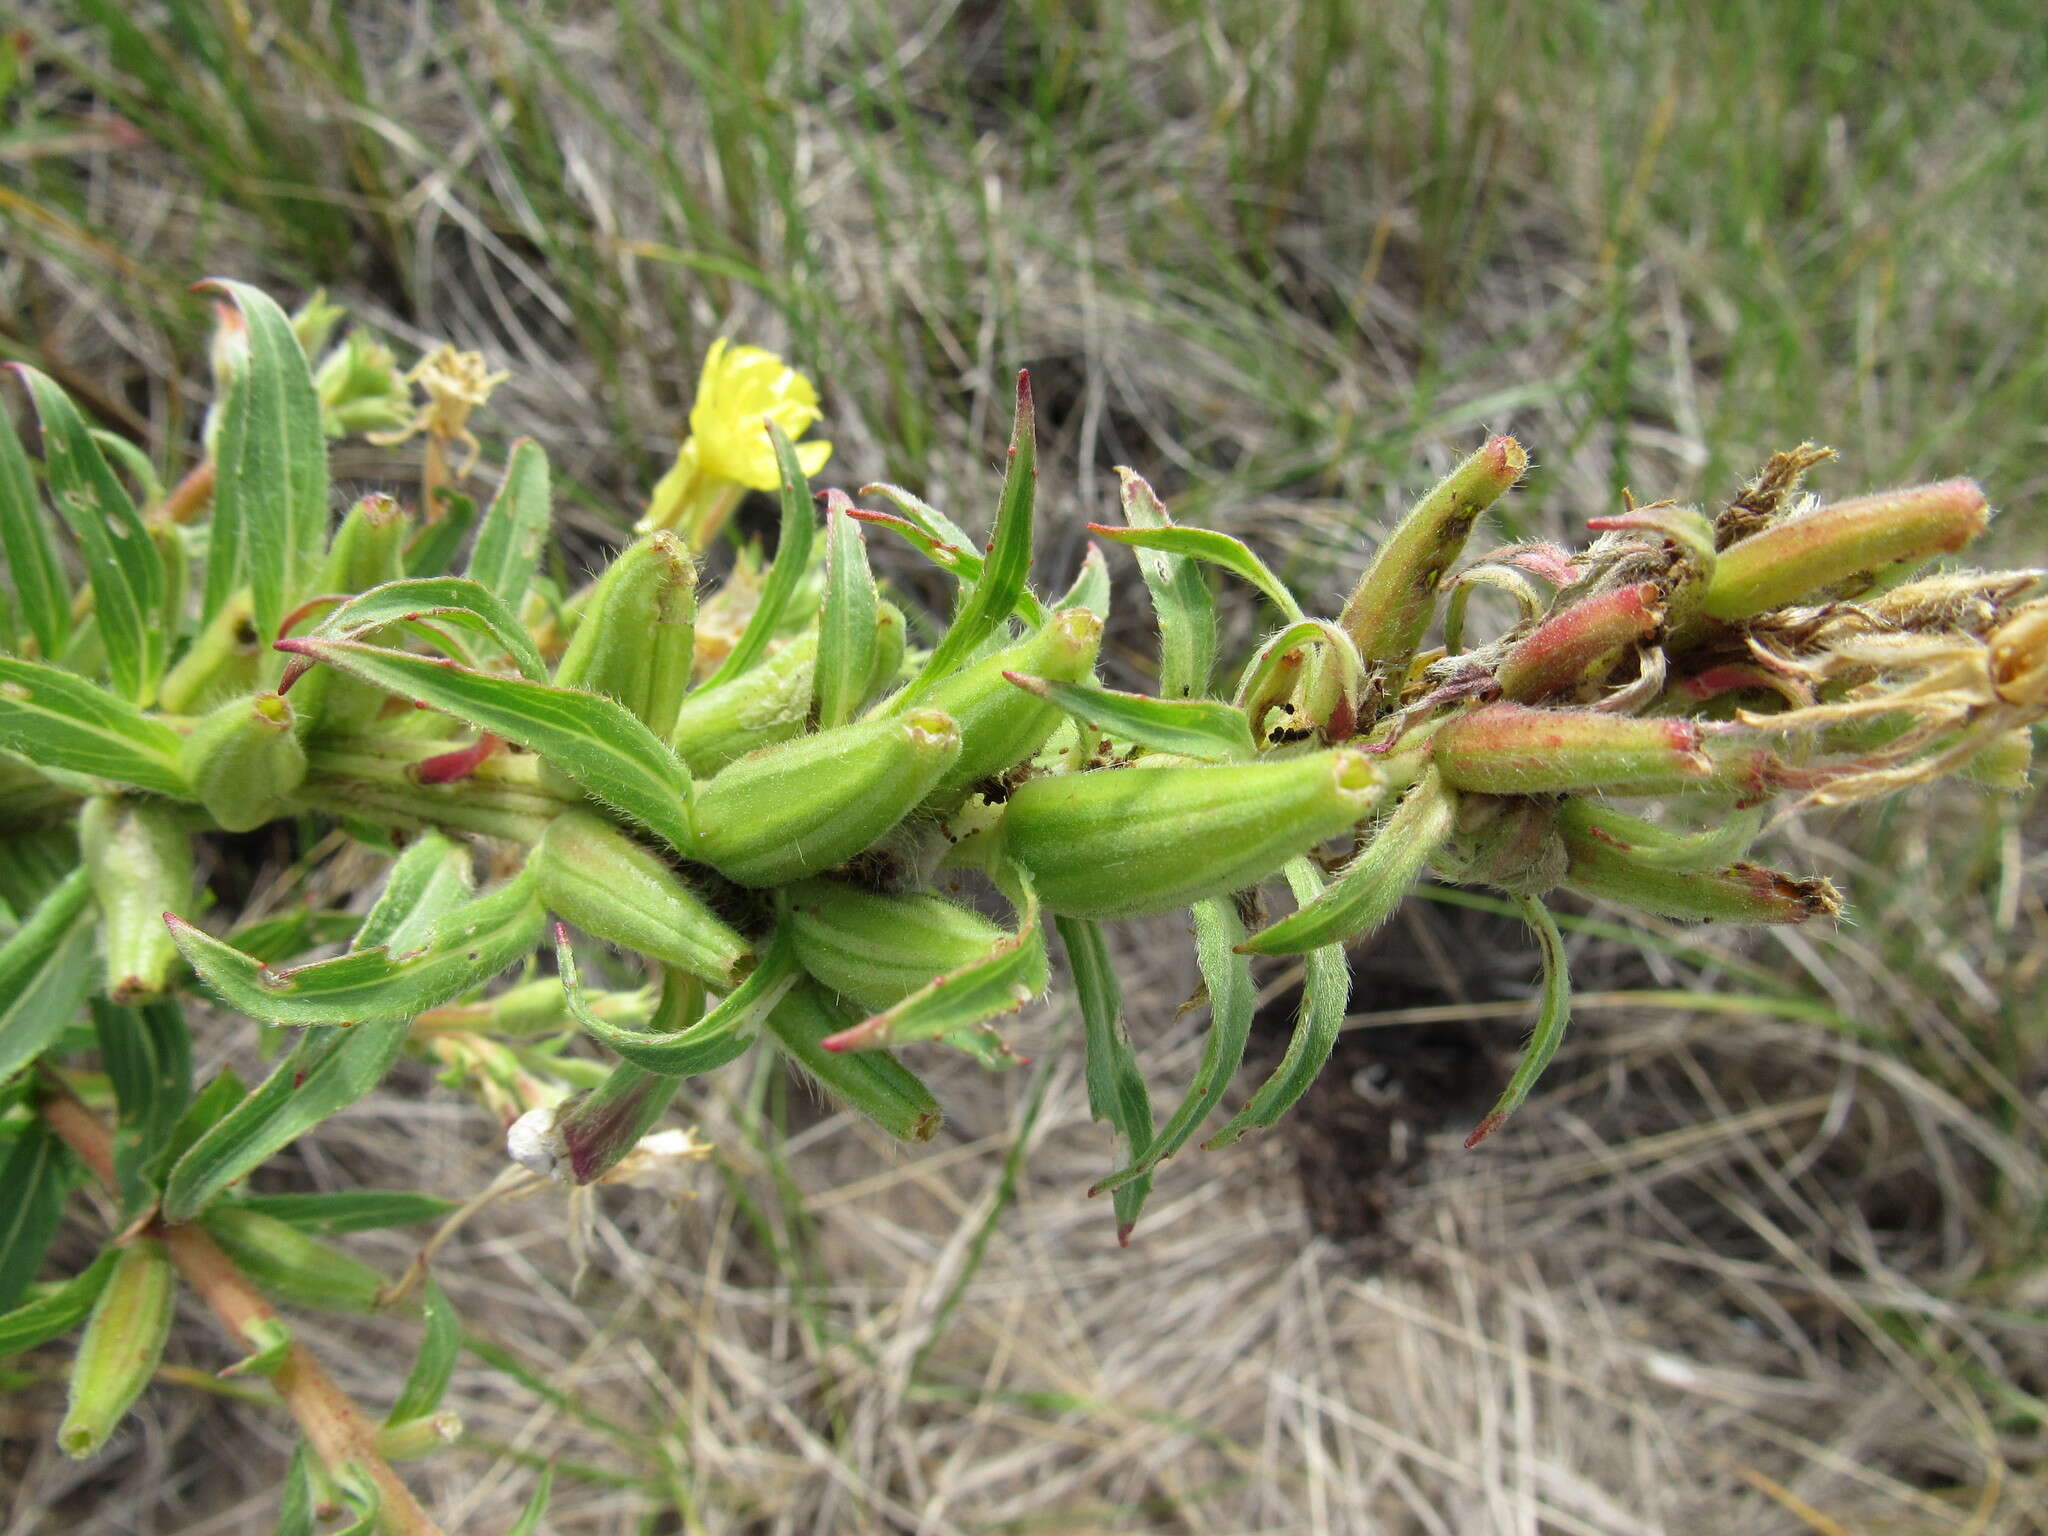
385;1277;458;1425
275;1444;316;1536
276;637;696;854
233;1191;458;1235
1113;468;1214;701
820;871;1044;1053
352;832;475;953
0;866;97;1088
894;372;1037;707
465;438;551;611
0;656;189;796
227;909;369;965
1465;897;1572;1148
152;1067;247;1174
403;490;477;578
813;491;879;731
853;485;1048;627
0;1249;116;1359
1205;858;1349;1146
0;1121;72;1310
1006;675;1256;762
702;422;818;690
559;924;797;1075
1056;915;1154;1243
298;576;547;682
90;998;192;1217
166;867;544;1031
1238;770;1456;955
10;366;164;703
1050;542;1110;620
1089;522;1303;623
0;392;70;659
1231;618;1364;725
766;981;942;1143
200;280;329;644
1092;897;1254;1196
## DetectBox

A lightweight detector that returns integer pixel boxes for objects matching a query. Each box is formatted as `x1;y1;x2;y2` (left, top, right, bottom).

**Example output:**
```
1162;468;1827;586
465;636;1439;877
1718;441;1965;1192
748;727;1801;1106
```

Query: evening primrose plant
1;281;2044;1531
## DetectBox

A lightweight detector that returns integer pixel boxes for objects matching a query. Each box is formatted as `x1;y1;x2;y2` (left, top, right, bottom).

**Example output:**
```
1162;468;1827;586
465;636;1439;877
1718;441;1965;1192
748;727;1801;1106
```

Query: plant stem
156;460;218;526
34;1072;447;1536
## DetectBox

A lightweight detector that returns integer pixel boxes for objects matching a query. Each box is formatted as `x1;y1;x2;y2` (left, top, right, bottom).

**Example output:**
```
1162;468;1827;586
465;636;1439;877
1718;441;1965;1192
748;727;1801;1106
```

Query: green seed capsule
179;691;308;831
197;1206;389;1314
1430;703;1713;796
58;1238;174;1458
295;494;411;733
1003;749;1383;920
912;607;1103;803
1557;800;1840;922
787;879;1048;1012
764;980;941;1142
669;630;818;775
553;531;697;742
81;797;193;1003
694;709;962;887
535;811;751;990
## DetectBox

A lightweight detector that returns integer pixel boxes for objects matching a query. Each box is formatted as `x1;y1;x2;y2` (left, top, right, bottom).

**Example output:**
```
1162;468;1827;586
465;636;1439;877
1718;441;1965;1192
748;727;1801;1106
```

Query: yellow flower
689;338;831;490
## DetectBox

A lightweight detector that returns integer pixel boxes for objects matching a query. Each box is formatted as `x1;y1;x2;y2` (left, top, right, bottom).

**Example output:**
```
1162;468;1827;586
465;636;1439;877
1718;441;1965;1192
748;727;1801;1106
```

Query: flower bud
787;879;1048;1011
1494;582;1662;702
535;812;750;989
81;797;193;1003
552;531;697;742
1557;800;1840;922
1340;435;1527;704
552;1062;682;1185
198;1206;389;1313
694;709;962;887
764;980;941;1142
669;630;818;775
1701;479;1988;622
179;691;308;831
1430;703;1712;795
913;607;1103;802
59;1238;175;1458
1003;749;1382;920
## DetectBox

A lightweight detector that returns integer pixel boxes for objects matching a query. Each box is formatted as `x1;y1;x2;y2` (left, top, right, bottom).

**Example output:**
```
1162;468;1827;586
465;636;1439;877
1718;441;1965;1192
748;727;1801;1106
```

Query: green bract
2;284;2042;1528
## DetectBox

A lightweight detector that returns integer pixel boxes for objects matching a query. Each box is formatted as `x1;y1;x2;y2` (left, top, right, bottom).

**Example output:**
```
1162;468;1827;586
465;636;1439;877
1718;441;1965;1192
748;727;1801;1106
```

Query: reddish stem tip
1463;1113;1504;1150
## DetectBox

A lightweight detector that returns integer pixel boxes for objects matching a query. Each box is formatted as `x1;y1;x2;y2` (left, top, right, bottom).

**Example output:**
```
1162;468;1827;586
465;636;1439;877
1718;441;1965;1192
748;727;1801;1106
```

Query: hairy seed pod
669;630;818;774
1701;479;1988;621
764;979;941;1142
1557;800;1840;922
1430;703;1713;795
198;1207;390;1314
1004;749;1383;919
786;879;1048;1011
59;1238;175;1458
179;691;307;831
552;531;697;741
535;812;751;989
912;607;1103;802
694;709;962;886
291;493;412;733
81;797;193;1003
1494;582;1662;702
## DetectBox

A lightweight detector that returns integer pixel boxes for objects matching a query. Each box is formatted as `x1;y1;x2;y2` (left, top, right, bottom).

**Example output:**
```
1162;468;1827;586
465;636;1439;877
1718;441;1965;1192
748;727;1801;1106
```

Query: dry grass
4;2;2046;1531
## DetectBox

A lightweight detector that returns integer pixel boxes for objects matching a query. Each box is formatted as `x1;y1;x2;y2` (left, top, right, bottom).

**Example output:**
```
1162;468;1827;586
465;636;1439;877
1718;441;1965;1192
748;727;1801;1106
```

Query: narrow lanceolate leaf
1205;859;1349;1147
1005;674;1256;762
386;1277;459;1426
1239;770;1458;955
0;657;187;797
11;366;164;703
822;870;1045;1052
1465;897;1572;1148
851;485;1049;627
1088;523;1304;623
0;395;69;659
558;923;798;1075
165;867;545;1030
814;491;879;730
703;422;818;690
0;866;97;1088
352;832;476;953
1056;914;1154;1243
90;999;192;1218
767;982;943;1143
1092;898;1255;1195
298;577;547;682
0;1249;117;1359
895;372;1037;707
465;438;551;611
1052;542;1111;620
276;636;696;854
233;1191;459;1235
1115;468;1215;702
199;280;328;643
0;1122;74;1311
